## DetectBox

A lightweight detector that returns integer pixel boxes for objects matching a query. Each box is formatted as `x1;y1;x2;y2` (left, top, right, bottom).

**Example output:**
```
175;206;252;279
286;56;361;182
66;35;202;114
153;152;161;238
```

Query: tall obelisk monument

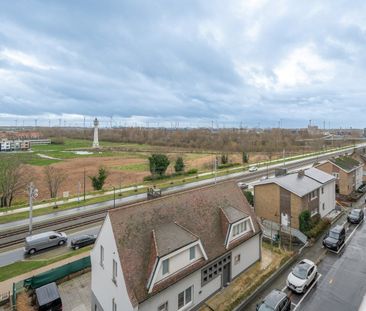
92;117;99;148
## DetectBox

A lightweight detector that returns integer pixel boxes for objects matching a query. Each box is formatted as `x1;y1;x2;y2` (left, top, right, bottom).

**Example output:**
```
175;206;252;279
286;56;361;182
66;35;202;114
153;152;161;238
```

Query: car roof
331;225;344;233
264;290;287;308
299;259;314;267
73;235;92;240
25;231;58;242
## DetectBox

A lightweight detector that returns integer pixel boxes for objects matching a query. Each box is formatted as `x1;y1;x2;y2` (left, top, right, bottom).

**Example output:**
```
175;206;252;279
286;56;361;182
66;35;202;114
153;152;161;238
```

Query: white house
91;181;262;311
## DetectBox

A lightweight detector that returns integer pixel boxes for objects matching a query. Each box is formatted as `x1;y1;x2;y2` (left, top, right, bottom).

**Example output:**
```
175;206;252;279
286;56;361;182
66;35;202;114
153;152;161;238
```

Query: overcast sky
1;0;366;128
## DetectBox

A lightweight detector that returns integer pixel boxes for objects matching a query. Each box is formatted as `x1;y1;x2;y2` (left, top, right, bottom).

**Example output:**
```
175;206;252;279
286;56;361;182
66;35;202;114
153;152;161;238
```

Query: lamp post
113;186;116;209
28;182;38;235
83;169;86;201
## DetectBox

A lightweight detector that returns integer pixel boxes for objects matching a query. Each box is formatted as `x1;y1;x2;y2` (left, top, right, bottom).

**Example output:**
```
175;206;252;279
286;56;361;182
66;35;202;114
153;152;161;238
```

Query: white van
24;231;68;255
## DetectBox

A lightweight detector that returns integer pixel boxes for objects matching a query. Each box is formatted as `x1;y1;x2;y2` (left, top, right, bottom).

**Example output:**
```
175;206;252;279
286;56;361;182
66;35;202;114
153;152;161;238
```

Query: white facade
355;166;363;190
91;217;261;311
318;180;336;218
91;215;135;311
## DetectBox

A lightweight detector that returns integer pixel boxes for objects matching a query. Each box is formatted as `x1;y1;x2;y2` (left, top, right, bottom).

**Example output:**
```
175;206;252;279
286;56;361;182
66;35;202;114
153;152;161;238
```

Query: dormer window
233;221;247;237
162;258;169;275
189;246;195;260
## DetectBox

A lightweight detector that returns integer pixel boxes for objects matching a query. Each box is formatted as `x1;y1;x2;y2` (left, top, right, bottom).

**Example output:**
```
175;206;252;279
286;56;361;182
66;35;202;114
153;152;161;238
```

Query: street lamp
28;182;38;235
113;186;116;208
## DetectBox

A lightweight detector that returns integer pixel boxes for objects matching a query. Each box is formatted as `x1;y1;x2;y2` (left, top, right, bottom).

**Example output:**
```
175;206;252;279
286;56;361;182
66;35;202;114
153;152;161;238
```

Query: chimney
298;170;305;177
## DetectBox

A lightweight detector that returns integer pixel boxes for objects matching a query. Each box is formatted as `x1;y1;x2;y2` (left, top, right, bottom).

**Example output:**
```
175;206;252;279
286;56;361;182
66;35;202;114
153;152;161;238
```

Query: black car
71;234;97;250
257;289;291;311
347;208;364;224
322;225;346;251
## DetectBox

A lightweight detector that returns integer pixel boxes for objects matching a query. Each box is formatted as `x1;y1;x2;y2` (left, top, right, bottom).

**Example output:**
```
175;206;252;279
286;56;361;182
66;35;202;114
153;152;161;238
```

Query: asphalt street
0;225;100;267
243;212;365;311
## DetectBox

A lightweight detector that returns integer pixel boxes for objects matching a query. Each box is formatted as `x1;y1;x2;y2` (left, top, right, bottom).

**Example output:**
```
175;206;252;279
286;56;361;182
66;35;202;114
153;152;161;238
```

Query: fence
11;256;91;309
262;219;308;244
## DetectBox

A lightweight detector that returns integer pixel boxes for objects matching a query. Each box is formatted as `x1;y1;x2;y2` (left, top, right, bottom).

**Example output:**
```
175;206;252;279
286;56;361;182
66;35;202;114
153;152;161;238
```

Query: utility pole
83;169;86;201
113;187;116;208
28;183;38;235
214;155;217;184
77;181;81;203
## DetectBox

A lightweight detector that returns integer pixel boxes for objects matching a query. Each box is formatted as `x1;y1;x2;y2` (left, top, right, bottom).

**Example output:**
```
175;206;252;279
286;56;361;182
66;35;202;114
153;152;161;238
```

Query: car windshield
292;263;308;279
328;231;339;239
258;303;275;311
351;210;360;216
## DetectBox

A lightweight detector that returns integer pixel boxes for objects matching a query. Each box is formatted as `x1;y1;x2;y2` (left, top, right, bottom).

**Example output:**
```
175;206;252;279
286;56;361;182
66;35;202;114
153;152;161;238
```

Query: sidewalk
0;252;90;295
0;144;356;218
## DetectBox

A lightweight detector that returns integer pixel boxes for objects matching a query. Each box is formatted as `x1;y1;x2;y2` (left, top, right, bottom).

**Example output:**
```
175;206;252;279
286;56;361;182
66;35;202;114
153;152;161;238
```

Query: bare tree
0;155;31;207
44;166;67;198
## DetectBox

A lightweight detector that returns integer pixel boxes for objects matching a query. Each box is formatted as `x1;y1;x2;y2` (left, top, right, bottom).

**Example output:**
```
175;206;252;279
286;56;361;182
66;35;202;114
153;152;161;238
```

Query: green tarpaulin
24;256;91;289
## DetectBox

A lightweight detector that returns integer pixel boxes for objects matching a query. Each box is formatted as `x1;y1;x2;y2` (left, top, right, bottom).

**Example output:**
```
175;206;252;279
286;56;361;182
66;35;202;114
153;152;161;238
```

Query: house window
112;298;117;311
189;246;196;261
112;259;117;284
232;220;249;237
234;254;241;265
309;190;318;200
321;187;324;194
158;302;168;311
322;203;325;210
100;245;104;268
178;286;193;310
162;258;169;275
333;173;339;179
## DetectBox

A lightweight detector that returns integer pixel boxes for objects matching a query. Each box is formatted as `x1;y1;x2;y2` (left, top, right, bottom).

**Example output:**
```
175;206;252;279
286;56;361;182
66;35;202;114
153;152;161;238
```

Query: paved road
243;211;365;311
0;225;100;267
0;144;359;231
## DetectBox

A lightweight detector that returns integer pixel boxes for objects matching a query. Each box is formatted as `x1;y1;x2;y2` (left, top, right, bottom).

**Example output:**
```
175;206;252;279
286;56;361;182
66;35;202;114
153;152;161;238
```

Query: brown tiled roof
108;180;261;306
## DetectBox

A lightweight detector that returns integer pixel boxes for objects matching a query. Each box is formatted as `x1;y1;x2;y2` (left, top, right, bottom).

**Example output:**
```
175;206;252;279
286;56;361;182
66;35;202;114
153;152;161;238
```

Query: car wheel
303;285;308;293
58;240;65;246
28;248;36;255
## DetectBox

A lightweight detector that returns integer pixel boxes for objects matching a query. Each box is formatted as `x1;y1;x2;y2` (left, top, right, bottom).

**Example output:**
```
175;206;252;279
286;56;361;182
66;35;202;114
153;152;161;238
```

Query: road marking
292;273;322;311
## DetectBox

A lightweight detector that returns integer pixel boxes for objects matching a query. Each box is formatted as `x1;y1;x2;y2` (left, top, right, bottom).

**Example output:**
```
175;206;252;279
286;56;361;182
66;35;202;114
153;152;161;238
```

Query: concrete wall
319;181;336;217
254;183;280;223
91;215;135;311
155;244;204;283
231;234;260;278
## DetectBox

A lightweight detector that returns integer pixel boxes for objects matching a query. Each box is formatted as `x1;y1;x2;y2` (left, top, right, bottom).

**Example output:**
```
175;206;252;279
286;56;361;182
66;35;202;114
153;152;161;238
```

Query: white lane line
293;273;322;311
281;285;287;292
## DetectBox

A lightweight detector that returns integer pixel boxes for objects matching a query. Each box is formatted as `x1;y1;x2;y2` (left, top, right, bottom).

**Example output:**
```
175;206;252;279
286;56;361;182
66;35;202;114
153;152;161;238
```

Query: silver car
25;231;68;255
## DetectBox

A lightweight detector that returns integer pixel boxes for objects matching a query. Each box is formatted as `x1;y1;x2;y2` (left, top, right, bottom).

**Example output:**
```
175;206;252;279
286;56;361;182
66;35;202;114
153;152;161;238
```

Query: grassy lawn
0;246;91;282
113;162;149;172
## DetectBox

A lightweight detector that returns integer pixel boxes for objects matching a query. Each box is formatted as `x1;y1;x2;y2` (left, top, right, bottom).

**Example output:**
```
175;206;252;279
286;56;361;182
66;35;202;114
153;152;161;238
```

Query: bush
51;137;65;145
148;154;170;177
217;162;241;169
186;168;198;175
244;191;254;205
299;210;311;233
306;218;331;239
89;167;109;190
174;157;185;173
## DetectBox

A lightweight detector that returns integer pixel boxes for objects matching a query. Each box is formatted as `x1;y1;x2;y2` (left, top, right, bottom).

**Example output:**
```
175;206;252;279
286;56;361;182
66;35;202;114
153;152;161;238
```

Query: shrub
217;162;241;169
51;137;65;145
186;168;198;175
148;154;170;176
244;191;254;206
174;157;185;173
306;218;331;239
299;210;311;233
89;167;109;190
221;154;229;164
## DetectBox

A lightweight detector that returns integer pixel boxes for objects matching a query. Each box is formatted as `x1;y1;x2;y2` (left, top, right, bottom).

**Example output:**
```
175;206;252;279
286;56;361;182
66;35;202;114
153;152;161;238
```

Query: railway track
0;145;358;250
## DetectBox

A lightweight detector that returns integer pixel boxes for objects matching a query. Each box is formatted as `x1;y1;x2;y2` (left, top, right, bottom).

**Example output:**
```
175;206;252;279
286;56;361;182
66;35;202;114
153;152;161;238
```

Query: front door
222;263;231;287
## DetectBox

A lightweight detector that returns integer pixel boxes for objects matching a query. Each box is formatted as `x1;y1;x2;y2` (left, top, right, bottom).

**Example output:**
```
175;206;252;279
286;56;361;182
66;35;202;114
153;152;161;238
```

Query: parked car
237;182;248;190
287;259;317;293
347;208;364;224
256;289;291;311
249;166;258;172
322;225;346;251
71;234;97;250
25;231;68;255
35;282;62;311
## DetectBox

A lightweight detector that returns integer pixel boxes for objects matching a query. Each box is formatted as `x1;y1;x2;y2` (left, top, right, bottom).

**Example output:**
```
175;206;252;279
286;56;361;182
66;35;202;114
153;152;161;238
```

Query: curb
233;252;300;311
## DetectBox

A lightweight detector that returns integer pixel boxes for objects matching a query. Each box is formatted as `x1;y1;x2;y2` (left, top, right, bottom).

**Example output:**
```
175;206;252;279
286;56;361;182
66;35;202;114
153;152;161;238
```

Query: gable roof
254;172;322;197
329;156;362;172
108;181;260;306
304;167;335;184
221;205;248;223
154;222;198;257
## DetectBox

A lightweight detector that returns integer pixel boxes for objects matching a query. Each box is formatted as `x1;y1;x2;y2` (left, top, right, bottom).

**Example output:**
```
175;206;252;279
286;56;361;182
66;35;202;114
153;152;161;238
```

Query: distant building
91;181;262;311
316;156;363;195
0;139;30;151
254;167;336;230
